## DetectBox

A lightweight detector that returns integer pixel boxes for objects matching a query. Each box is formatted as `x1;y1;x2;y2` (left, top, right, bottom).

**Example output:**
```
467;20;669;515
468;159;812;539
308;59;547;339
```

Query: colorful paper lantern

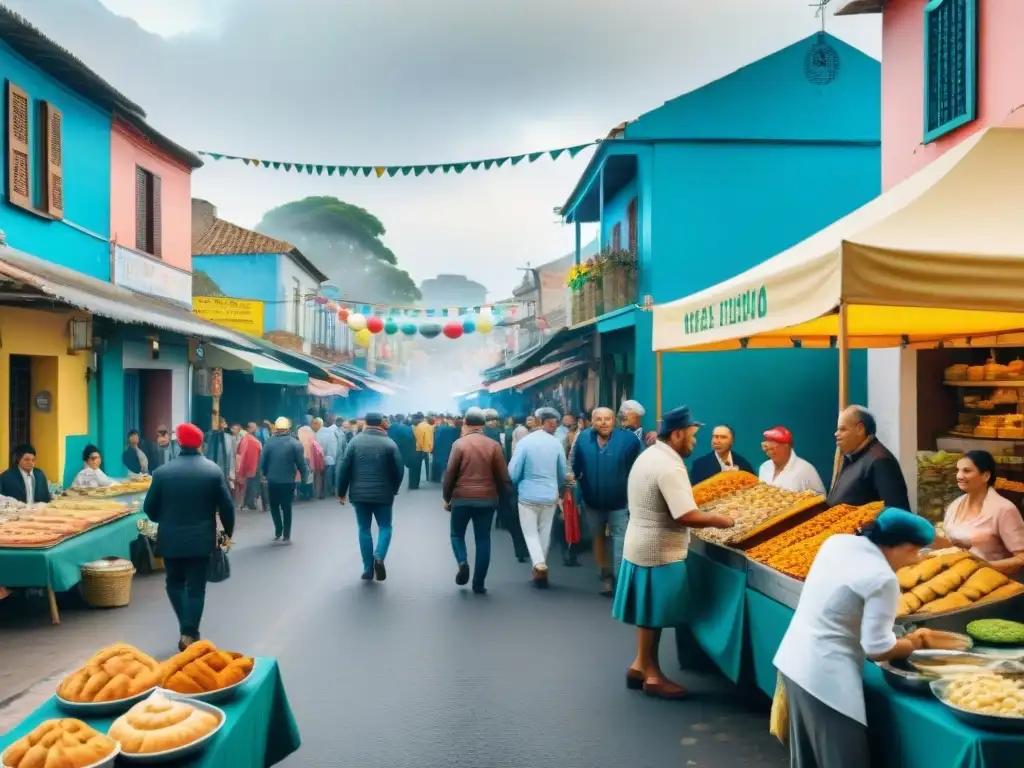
461;315;476;334
384;317;399;335
314;296;327;305
337;307;350;322
419;321;441;339
400;321;418;336
475;313;495;334
347;313;367;332
443;320;463;340
366;316;385;334
354;328;372;347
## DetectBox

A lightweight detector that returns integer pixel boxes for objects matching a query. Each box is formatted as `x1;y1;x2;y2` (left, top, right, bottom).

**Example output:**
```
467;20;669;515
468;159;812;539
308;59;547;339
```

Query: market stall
0;641;301;766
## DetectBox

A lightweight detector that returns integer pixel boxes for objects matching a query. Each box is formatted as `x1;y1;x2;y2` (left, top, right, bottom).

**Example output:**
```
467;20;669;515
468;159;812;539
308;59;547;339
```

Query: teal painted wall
97;336;126;475
0;41;112;280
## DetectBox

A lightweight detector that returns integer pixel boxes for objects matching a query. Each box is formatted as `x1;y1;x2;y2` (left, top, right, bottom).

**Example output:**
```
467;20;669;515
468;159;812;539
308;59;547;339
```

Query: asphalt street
0;484;787;768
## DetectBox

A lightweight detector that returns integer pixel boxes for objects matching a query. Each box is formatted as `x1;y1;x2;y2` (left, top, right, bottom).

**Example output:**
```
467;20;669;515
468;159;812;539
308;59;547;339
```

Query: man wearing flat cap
758;426;825;494
144;423;235;652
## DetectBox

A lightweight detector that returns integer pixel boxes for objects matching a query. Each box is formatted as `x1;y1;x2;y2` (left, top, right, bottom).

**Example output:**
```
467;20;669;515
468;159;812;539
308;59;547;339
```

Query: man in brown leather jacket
442;407;512;594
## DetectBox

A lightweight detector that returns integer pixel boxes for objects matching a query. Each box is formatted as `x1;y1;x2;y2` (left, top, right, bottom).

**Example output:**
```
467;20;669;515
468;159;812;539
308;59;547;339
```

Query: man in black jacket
689;425;755;485
143;423;234;652
828;405;910;510
260;417;306;544
338;412;405;581
0;444;52;504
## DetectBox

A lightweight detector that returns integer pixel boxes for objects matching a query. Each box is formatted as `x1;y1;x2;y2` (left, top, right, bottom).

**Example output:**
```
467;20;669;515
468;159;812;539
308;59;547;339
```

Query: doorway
124;371;141;435
9;354;30;463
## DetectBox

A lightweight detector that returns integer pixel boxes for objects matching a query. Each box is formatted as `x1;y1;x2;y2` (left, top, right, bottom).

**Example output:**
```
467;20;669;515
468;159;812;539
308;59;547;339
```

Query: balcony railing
568;249;638;326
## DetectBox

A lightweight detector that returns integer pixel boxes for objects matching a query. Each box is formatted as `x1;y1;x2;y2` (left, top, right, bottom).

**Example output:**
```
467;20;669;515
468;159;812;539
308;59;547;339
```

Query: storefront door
8;355;30;462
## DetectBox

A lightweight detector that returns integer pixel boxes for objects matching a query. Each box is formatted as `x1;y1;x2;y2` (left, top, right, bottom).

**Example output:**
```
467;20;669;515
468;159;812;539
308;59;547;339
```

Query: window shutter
151;174;162;258
6;82;30;209
42;101;63;219
627;197;638;253
923;0;977;144
135;166;147;251
611;222;622;251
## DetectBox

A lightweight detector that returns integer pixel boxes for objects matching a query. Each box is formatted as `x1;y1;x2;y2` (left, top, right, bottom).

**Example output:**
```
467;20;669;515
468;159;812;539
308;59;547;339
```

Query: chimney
191;199;217;239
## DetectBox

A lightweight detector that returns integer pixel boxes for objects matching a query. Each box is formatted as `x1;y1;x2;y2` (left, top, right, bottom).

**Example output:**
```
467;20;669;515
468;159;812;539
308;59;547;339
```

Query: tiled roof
192;217;328;283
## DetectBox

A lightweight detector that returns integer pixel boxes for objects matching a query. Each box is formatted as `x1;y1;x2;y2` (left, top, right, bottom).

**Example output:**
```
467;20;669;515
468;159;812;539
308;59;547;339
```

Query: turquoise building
559;33;879;478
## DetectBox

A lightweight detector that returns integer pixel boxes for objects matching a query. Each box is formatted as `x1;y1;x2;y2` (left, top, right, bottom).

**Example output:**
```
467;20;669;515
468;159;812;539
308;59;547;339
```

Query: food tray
2;743;120;768
746;559;803;610
900;590;1024;627
115;693;225;763
930;678;1024;733
876;660;935;695
56;686;158;716
689;537;747;573
172;659;256;704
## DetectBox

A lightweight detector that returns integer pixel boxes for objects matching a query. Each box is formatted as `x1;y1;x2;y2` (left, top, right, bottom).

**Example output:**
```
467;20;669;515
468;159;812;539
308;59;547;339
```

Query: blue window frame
923;0;978;144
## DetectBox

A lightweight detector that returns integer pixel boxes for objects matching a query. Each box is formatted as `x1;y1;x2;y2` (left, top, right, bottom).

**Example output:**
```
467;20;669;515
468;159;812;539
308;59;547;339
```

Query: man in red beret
144;422;235;651
757;426;825;494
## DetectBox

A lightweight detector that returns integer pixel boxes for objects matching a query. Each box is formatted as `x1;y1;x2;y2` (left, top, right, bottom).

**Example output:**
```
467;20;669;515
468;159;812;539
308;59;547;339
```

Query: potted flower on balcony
599;248;638;313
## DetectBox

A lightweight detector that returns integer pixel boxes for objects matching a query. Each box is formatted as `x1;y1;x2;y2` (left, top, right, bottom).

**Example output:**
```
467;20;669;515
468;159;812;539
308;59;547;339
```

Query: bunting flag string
196;141;597;177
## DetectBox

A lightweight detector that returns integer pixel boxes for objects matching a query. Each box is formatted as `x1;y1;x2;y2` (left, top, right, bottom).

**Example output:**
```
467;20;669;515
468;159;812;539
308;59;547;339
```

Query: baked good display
160;640;254;695
941;673;1024;717
0;526;69;548
57;644;161;703
107;691;221;755
695;485;825;546
0;501;131;549
691;470;759;508
1;718;117;768
893;553;1024;618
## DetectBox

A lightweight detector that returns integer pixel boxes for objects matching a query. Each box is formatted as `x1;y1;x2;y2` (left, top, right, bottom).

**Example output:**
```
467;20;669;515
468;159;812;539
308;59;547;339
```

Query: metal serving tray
689;537;748;573
930;677;1024;733
746;560;804;610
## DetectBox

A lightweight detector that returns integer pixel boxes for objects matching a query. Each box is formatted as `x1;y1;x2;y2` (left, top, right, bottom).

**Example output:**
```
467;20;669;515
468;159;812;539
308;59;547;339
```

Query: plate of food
55;644;161;716
108;690;225;763
159;640;255;703
966;619;1024;648
931;674;1024;732
2;717;121;768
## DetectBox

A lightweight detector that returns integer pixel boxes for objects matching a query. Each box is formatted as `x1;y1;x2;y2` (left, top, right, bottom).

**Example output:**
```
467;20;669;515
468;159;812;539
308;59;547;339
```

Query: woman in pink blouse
933;450;1024;576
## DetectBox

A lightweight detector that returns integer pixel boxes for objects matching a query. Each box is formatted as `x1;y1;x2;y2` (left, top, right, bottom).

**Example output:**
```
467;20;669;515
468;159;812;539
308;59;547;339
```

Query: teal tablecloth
0;512;146;591
744;587;793;698
684;550;747;682
0;657;300;767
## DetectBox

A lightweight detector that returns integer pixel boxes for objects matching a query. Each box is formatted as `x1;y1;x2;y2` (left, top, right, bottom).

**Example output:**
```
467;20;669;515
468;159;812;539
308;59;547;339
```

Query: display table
0;512;146;624
685;549;747;683
741;586;1024;768
0;657;301;767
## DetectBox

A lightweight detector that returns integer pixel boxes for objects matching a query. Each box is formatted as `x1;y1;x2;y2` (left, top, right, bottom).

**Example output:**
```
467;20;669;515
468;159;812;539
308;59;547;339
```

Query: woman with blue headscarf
773;508;966;768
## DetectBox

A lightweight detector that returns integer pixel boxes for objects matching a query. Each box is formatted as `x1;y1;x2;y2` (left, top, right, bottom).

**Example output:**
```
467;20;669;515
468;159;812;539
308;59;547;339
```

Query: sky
9;0;880;302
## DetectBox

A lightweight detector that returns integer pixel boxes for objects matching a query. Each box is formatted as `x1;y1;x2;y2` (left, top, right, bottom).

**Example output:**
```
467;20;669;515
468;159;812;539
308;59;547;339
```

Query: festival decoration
197;143;595;178
347;313;367;332
475;313;495;334
366;316;384;334
337;307;350;322
384;317;399;335
400;321;418;336
443;320;464;340
354;328;372;347
419;321;441;339
461;315;476;334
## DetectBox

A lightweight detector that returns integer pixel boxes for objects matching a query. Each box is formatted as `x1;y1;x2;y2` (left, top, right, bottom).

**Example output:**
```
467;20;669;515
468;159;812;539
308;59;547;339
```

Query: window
923;0;977;144
134;165;162;256
627;197;638;253
611;222;622;251
6;81;63;219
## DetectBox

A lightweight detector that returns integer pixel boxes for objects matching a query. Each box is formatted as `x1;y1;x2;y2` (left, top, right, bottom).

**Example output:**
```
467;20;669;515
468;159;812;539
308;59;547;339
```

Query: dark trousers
244;472;262;509
268;481;296;538
498;491;529;559
354;503;394;571
450;502;495;588
408;453;427;489
164;556;210;637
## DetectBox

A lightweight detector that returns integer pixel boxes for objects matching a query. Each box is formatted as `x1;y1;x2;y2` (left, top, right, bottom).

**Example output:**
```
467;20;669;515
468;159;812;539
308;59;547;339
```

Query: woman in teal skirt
612;406;734;700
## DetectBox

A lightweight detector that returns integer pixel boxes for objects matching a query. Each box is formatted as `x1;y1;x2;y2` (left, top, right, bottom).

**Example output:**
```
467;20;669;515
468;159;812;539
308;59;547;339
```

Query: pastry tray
930;677;1024;733
0;510;134;550
56;687;158;717
115;692;226;763
3;743;120;768
899;591;1024;628
689;537;747;573
747;560;804;610
172;659;256;704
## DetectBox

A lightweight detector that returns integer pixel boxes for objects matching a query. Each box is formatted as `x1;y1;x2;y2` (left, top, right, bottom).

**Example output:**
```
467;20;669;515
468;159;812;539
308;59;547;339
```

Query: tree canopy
256;196;420;304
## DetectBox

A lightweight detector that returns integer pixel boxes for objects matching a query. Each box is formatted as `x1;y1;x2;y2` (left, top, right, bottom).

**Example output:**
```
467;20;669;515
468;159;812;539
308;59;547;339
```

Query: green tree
256;196;421;305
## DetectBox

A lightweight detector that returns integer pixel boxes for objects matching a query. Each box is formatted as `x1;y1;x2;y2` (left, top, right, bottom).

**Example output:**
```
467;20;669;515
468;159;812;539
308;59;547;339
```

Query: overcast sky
10;0;879;301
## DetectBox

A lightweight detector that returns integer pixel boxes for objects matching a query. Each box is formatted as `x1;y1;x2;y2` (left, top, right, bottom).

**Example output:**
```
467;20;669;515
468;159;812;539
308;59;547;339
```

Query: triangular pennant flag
568;144;590;158
470;161;482;170
272;162;281;169
442;309;449;317
549;148;565;160
495;157;509;168
253;159;264;167
206;153;223;160
304;164;315;174
413;166;425;176
282;163;292;172
451;163;467;174
361;305;371;314
528;152;543;162
510;155;525;166
483;159;495;170
442;164;453;174
426;165;439;174
387;167;400;177
242;158;251;166
401;166;412;176
374;167;386;178
314;165;324;175
327;166;336;176
338;167;348;176
361;167;372;177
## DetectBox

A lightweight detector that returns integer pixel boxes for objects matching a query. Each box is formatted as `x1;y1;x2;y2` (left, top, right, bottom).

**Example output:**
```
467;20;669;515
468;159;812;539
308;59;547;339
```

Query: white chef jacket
774;534;899;725
758;452;825;494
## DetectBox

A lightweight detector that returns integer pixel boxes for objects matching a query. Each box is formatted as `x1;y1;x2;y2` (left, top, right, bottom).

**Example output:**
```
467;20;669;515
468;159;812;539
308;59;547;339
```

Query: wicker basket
80;557;136;608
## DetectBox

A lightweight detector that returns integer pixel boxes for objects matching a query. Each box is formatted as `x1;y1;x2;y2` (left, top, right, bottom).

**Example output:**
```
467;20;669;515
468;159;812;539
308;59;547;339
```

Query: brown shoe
531;566;549;589
626;668;644;690
642;678;688;700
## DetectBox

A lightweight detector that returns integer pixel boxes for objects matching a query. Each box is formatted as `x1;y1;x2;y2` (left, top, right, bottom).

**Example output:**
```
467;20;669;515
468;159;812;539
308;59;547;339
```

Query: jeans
498;490;529;559
267;482;295;538
518;500;556;567
354;503;393;571
408;452;428;489
164;556;210;637
450;502;495;588
584;505;629;579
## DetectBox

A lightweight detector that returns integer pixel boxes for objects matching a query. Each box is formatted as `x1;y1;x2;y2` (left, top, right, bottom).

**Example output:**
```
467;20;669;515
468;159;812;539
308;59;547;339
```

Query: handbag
208;531;231;583
562;489;581;545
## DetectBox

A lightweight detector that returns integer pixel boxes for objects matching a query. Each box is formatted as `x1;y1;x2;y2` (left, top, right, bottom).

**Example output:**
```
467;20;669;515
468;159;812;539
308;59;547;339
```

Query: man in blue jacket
387;414;418;490
571;406;641;596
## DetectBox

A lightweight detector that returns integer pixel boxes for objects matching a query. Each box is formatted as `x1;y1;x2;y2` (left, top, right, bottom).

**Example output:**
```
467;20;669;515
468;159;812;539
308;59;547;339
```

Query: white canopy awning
206;344;308;387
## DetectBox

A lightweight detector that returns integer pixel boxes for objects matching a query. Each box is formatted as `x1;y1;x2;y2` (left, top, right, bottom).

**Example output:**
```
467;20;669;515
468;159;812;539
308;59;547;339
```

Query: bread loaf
160;640;254;694
57;643;161;703
108;691;220;755
1;718;116;768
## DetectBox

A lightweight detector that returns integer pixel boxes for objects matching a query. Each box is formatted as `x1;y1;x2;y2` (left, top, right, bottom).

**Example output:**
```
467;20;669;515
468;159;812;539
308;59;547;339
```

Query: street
0;487;786;768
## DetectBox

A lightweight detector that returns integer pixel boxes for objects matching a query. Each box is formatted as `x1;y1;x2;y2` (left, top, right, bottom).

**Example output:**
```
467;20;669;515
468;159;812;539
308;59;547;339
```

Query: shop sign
34;391;52;412
113;245;192;307
193;296;265;336
210;368;223;397
683;285;768;336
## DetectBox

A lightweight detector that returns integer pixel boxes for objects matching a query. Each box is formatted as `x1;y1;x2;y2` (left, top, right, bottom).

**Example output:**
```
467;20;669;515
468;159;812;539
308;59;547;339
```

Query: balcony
568;249;638;326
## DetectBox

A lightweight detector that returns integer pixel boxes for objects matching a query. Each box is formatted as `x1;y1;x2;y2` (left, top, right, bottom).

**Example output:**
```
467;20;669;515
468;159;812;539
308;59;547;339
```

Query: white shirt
623;441;698;567
716;451;739;473
73;466;114;488
774;534;899;725
758;451;826;494
20;469;33;505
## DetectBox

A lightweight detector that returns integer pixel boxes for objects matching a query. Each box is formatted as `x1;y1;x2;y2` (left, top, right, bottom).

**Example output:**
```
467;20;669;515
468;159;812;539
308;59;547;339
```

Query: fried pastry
57;643;161;703
897;592;923;618
898;565;923;591
919;591;972;615
160;640;254;694
1;718;117;768
923;558;982;597
108;691;220;755
911;582;938;604
959;567;1009;601
976;581;1024;605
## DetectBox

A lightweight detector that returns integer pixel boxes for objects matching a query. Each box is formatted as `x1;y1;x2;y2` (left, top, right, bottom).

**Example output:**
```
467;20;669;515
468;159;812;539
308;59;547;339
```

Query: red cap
176;423;204;450
762;426;793;445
